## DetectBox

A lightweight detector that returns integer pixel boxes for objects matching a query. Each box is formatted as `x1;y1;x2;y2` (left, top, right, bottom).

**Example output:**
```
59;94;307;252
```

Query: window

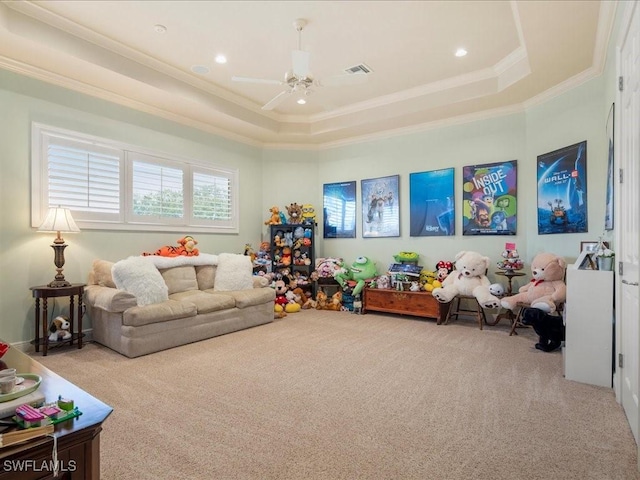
32;123;239;233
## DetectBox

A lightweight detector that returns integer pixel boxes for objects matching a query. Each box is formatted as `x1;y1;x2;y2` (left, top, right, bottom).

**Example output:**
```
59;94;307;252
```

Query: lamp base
48;279;72;288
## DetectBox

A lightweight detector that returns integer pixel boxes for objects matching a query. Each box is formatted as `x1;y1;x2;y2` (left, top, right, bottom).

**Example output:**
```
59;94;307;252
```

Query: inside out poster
536;141;587;234
462;160;517;235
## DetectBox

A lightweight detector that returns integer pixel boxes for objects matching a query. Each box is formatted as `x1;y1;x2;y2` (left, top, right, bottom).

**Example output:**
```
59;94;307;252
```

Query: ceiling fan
232;18;368;111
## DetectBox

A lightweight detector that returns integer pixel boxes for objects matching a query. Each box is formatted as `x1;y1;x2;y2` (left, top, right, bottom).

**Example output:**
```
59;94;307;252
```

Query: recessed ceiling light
191;65;210;75
154;24;167;34
215;55;227;64
455;48;468;57
297;98;306;105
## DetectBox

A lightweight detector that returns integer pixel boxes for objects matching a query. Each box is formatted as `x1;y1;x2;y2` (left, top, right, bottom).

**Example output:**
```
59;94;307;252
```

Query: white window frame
31;123;239;234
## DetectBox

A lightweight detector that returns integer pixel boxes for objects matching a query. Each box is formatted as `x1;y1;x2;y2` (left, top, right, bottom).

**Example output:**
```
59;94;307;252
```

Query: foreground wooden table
0;344;112;479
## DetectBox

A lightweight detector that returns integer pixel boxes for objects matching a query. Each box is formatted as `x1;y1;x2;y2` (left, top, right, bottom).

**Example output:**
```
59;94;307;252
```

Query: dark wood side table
0;341;112;479
30;284;86;356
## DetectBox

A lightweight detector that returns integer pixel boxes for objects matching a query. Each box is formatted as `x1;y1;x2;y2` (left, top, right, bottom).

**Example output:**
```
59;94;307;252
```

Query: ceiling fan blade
262;90;291;111
292;50;310;78
318;73;369;87
232;76;283;85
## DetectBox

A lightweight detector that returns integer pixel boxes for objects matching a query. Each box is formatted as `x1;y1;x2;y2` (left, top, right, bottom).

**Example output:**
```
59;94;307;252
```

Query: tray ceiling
0;1;616;148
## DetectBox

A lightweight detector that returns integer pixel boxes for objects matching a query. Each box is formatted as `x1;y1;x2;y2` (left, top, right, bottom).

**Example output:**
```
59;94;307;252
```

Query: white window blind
131;159;184;220
47;137;121;215
32;123;239;233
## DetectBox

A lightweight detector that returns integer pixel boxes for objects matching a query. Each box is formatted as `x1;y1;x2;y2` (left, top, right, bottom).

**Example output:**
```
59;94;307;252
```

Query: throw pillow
214;253;254;291
90;259;116;287
111;256;169;306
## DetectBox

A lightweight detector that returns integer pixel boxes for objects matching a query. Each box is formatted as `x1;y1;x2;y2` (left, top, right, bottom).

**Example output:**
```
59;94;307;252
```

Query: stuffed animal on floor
325;291;343;311
521;307;565;352
49;315;72;342
432;250;501;308
142;236;199;257
501;252;566;314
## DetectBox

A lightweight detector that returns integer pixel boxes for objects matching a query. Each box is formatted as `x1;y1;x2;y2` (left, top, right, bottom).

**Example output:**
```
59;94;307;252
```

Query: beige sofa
84;253;275;358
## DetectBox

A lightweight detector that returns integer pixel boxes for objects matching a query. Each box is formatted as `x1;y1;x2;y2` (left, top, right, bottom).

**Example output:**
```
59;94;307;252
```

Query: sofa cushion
122;300;197;327
160;266;199;295
169;290;235;314
214;253;254;291
206;287;275;309
112;256;169;306
196;265;217;291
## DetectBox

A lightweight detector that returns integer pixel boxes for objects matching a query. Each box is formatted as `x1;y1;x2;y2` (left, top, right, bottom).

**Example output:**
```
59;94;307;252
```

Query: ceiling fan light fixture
297;98;306;105
191;65;210;75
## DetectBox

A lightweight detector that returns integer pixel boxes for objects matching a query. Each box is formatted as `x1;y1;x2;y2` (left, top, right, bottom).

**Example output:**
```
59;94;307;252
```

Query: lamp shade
38;207;80;233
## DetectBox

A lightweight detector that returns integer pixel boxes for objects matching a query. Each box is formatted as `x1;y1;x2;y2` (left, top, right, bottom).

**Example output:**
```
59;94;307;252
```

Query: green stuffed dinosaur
334;256;378;297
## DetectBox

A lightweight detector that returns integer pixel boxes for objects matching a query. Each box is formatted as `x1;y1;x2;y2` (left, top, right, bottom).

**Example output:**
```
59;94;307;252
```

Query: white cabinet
564;268;614;387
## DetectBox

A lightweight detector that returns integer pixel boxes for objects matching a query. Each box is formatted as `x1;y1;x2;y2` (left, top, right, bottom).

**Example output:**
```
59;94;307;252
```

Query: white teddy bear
432;250;502;308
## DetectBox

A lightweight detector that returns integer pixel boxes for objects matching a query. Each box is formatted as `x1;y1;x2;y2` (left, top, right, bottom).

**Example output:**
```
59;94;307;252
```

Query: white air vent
344;63;373;75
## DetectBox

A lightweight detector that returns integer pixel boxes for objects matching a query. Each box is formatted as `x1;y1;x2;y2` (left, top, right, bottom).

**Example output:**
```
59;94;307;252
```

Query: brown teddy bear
501;252;566;314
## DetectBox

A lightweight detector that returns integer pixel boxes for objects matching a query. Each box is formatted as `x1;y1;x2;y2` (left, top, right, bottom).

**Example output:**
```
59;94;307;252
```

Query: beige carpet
37;310;639;480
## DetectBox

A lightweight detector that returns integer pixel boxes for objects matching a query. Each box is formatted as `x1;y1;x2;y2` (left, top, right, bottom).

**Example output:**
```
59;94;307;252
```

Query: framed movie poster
462;160;517;235
537;141;588;235
605;104;614;231
409;168;454;236
361;175;400;238
323;181;357;239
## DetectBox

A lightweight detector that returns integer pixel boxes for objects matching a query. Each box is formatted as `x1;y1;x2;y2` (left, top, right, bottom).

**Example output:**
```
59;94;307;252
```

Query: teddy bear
500;252;566;314
49;315;72;342
432;251;501;308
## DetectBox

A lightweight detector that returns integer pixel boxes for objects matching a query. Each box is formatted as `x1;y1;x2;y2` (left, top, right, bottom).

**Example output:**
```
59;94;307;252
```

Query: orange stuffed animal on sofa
143;236;200;257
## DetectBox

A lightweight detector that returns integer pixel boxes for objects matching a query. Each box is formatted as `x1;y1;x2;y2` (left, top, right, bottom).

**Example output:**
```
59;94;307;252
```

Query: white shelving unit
563;267;614;387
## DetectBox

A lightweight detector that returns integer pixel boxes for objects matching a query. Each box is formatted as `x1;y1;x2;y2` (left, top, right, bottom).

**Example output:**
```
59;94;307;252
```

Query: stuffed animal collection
143;236;199;257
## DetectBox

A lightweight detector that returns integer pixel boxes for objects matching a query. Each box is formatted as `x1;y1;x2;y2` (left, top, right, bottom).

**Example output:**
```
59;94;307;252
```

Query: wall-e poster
537;141;587;235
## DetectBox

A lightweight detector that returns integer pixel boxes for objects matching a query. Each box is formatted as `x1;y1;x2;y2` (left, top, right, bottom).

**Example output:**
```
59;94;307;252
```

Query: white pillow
214;253;254;291
111;256;169;306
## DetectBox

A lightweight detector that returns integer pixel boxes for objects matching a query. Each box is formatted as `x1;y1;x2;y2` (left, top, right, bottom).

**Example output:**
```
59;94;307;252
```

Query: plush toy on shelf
500;252;566;314
286;203;303;224
301;204;317;225
49;315;72;342
431;251;501;308
264;206;282;225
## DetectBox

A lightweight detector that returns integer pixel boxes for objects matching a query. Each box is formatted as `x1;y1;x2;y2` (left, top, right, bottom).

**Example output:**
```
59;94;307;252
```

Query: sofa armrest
252;276;270;288
85;285;138;313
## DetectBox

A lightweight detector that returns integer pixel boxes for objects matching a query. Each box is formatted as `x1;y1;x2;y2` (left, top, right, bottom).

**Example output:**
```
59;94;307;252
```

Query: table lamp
38;207;80;288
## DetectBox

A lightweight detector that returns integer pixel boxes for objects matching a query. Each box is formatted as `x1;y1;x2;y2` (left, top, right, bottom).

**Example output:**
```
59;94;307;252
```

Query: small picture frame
576;250;597;270
580;241;609;253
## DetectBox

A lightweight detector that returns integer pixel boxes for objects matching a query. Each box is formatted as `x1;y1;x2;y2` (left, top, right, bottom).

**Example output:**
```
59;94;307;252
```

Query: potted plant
596;243;615;271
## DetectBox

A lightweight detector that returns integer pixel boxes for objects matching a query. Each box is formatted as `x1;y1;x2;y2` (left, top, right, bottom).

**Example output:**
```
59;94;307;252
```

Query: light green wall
0;55;613;345
0;71;264;344
313;76;608;281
